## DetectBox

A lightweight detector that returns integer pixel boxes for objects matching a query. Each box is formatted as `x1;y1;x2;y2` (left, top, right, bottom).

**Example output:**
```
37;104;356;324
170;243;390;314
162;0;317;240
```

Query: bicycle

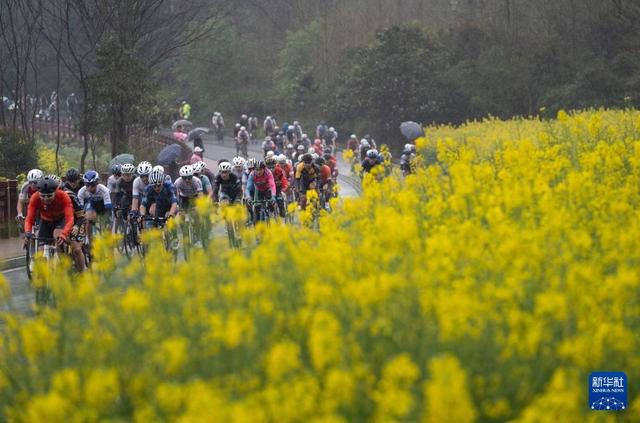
219;194;242;249
123;213;144;258
24;235;59;306
141;216;179;260
251;193;278;226
111;206;128;254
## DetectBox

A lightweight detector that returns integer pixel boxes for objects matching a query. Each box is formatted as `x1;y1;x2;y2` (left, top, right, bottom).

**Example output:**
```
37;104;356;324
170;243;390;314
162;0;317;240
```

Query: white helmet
232;157;245;167
311;153;319;159
266;116;271;120
350;134;357;139
192;161;207;173
294;121;299;125
286;143;294;149
240;126;246;131
180;165;194;177
137;161;152;176
121;163;136;174
246;158;257;169
153;165;165;174
242;114;247;119
308;147;315;154
265;136;272;142
27;169;43;183
329;127;335;132
266;151;275;158
404;143;414;152
149;170;164;185
360;139;370;147
218;162;232;172
277;154;287;164
235;123;241;128
301;133;308;139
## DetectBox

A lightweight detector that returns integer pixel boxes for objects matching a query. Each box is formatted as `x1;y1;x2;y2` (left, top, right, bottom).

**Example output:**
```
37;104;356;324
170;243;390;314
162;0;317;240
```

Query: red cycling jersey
319;165;332;184
273;165;289;192
24;190;75;237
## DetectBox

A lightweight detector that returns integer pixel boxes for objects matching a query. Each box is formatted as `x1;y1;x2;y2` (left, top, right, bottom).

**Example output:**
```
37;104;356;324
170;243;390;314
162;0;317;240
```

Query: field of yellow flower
1;109;639;421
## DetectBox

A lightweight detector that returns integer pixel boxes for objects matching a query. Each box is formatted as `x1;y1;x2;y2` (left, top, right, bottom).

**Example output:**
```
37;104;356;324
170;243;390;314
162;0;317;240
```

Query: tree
332;25;449;149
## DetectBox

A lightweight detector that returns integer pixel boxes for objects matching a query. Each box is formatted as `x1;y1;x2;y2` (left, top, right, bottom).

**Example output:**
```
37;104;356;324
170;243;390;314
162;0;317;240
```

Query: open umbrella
109;153;135;169
172;119;193;130
400;121;424;141
188;127;210;141
157;144;190;166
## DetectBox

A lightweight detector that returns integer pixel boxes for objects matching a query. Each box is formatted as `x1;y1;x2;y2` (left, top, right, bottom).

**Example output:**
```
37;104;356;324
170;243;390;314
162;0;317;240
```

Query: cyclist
300;133;311;149
263;136;276;156
313;138;324;155
114;163;135;225
17;168;43;221
213;162;242;204
212;112;225;142
359;138;371;161
292;121;303;139
316;157;333;208
346;134;358;152
61;172;87;271
316;121;328;140
64;168;82;194
266;156;288;218
237;126;250;157
295;154;320;209
132;161;152;212
239;114;249;129
285;143;295;160
293;145;306;164
400;143;416;177
190;146;204;164
24;176;84;270
361;149;382;175
107;164;121;196
324;127;338;154
249;114;258;140
140;170;178;229
192;161;214;199
242;158;257;198
245;160;276;220
324;152;338;184
174;165;203;210
264;116;275;137
78;170;112;243
231;156;246;180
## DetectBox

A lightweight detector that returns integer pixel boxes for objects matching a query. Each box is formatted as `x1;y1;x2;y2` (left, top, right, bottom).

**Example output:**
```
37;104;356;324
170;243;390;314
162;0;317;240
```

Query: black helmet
323;153;332;161
37;176;58;194
111;164;121;175
65;168;81;182
257;160;267;169
302;154;313;164
315;157;326;166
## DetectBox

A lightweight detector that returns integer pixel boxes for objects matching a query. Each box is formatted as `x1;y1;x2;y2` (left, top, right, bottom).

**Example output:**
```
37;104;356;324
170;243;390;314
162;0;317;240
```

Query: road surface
1;134;361;316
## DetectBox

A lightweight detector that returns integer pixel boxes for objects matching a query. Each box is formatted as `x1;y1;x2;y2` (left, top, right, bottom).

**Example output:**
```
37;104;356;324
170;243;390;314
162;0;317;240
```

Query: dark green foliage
0;128;38;178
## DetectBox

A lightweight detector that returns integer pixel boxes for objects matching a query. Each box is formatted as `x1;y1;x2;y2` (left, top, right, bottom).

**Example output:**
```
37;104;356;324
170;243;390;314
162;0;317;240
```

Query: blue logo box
589;372;627;411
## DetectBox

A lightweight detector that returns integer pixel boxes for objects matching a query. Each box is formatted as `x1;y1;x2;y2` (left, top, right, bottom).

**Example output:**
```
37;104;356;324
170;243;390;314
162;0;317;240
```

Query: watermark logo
589;372;627;411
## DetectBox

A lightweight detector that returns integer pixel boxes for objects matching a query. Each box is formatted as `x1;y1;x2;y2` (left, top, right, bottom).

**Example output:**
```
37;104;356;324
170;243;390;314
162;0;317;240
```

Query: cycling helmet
83;170;99;184
137;161;152;176
294;121;299;125
27;169;43;183
297;145;305;151
65;168;81;182
232;157;245;167
315;157;326;166
360;139;370;147
329;127;335;132
153;165;164;174
193;161;207;173
314;139;322;146
37;176;58;194
265;136;272;142
366;149;379;159
111;164;121;175
350;134;357;139
311;153;319;160
242;114;247;119
257;160;267;169
218;162;232;172
323;153;332;161
266;151;275;158
180;165;194;177
302;154;313;164
121;163;136;174
308;148;316;154
286;144;294;149
240;126;246;131
47;174;62;187
235;123;241;128
277;154;287;164
302;133;308;139
149;170;164;185
404;143;413;151
246;158;257;169
265;156;277;166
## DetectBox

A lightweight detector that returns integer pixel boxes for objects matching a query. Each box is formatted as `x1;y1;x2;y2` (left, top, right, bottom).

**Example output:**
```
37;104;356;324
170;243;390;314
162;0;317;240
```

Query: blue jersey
142;182;177;211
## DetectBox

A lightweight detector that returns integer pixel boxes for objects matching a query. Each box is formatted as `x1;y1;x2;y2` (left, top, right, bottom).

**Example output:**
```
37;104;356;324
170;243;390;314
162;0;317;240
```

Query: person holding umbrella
191;146;204;164
174;125;188;143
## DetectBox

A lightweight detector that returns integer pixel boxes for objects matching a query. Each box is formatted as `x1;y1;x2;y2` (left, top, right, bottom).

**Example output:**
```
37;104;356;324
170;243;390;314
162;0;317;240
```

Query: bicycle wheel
25;239;36;281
